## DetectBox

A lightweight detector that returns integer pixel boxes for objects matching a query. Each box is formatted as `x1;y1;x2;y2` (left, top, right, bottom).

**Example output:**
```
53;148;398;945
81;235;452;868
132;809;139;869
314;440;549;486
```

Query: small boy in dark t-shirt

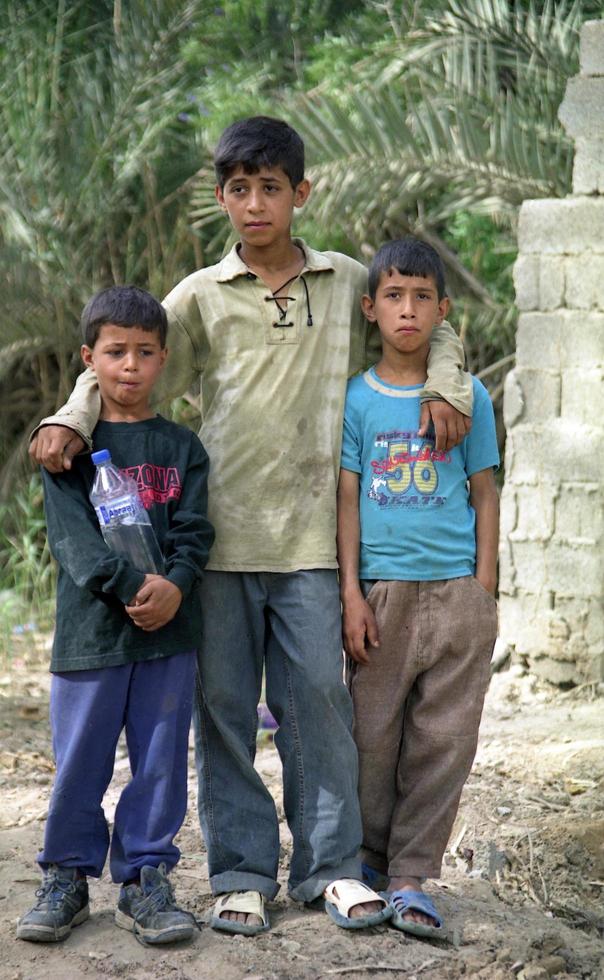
17;286;214;946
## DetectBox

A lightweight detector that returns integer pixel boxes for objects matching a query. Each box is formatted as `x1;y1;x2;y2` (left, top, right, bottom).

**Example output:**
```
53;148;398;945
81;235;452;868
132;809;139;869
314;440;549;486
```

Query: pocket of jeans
361;579;381;605
468;576;498;608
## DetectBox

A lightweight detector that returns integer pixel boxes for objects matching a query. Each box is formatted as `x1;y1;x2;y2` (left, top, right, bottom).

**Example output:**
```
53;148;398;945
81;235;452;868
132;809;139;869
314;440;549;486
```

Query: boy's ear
293;179;311;209
436;296;450;324
361;294;377;322
159;347;168;368
81;344;95;370
215;185;227;211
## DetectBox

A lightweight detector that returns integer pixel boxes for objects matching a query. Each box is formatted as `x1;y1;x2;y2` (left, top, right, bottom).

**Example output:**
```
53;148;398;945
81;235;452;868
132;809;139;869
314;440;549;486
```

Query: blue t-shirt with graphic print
341;369;499;582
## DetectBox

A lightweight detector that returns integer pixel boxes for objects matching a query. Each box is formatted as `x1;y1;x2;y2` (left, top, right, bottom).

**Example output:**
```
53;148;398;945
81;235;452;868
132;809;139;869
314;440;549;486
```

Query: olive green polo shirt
38;240;471;572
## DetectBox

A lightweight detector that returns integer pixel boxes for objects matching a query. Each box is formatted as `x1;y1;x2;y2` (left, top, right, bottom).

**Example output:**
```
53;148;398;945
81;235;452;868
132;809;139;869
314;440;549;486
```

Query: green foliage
278;0;592;408
1;0;598;619
0;474;55;621
0;0;209;490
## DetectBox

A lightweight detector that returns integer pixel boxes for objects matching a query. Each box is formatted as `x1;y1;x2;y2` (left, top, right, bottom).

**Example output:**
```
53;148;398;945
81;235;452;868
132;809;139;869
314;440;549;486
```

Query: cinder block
503;370;525;429
584;649;604;681
558;598;603;650
502;588;602;681
513;255;540;310
539;256;565;310
558;77;604;138
564;255;604;310
509;484;555;541
556;311;604;367
573;139;604;194
498;534;516;593
508;539;548;592
499;483;518;538
499;590;553;654
515;313;563;371
556;482;603;541
510;368;561;421
518;198;604;255
506;422;603;485
529;654;585;686
580;20;604;76
547;539;603;597
561;368;604;425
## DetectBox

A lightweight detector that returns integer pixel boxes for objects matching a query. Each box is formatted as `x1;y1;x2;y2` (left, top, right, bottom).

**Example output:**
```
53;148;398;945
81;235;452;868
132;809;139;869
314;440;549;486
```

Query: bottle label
96;496;139;527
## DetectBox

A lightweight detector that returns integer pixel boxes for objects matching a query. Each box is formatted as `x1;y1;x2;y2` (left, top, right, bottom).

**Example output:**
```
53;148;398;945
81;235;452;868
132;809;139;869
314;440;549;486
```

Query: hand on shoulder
29;426;86;473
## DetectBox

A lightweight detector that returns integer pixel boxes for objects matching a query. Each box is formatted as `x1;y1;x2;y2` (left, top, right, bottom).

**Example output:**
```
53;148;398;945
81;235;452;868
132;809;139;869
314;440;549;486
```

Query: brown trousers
350;577;498;880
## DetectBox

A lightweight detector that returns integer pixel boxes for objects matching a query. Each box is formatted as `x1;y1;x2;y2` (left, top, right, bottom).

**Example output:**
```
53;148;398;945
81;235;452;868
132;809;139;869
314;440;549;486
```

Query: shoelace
33;872;81;941
132;876;200;947
35;872;78;911
264;273;313;328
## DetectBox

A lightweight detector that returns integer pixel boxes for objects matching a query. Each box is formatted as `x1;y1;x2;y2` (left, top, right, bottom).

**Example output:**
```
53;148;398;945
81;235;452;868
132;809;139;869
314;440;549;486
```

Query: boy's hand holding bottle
126;575;183;632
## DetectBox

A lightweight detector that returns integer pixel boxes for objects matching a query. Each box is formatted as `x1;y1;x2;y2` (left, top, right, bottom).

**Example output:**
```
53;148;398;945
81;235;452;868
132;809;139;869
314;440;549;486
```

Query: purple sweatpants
38;650;196;882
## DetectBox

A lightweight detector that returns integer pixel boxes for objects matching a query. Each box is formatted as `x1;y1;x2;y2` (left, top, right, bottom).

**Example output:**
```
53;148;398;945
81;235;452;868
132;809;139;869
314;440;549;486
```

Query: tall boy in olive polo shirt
29;116;473;934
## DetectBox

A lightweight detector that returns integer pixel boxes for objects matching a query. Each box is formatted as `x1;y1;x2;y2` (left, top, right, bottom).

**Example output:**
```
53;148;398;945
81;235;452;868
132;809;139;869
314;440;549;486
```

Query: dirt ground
0;631;603;980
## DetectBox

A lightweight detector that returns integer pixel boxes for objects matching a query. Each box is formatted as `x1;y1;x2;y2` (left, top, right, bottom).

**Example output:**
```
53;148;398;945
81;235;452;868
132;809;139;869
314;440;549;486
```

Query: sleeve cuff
30;418;94;450
112;569;147;605
166;564;196;599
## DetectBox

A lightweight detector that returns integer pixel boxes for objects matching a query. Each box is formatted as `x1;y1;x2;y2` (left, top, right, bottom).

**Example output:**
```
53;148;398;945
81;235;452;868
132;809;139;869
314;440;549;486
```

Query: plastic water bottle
90;449;164;574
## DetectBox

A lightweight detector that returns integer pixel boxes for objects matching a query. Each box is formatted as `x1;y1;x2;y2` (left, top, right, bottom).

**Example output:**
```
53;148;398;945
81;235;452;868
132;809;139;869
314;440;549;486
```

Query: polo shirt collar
215;238;335;283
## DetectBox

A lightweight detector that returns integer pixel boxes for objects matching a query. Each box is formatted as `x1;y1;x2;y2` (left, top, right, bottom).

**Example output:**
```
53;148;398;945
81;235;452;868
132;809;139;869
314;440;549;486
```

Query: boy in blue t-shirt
337;238;499;938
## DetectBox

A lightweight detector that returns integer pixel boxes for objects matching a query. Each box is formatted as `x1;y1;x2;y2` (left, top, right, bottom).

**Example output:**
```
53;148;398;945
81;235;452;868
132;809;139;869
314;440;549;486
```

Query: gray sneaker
16;865;89;942
115;863;198;945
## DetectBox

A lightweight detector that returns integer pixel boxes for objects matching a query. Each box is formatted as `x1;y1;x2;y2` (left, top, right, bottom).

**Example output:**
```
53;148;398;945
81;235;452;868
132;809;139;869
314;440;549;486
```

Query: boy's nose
247;190;264;212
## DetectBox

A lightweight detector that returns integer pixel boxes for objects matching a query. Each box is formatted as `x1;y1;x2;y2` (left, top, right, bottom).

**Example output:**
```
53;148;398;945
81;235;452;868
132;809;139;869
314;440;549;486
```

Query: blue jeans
193;569;362;902
38;651;196;882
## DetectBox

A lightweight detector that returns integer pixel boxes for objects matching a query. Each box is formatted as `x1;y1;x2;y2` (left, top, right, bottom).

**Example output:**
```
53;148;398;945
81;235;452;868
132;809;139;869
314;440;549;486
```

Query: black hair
368;238;447;300
80;285;168;348
214;116;305;190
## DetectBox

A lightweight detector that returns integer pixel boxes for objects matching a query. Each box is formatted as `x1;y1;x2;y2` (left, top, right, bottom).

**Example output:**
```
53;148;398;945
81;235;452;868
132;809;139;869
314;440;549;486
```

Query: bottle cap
91;449;111;465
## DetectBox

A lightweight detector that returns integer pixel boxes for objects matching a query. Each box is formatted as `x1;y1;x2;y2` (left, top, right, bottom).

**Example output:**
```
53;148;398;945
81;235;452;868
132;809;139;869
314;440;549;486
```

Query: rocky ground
0;631;602;980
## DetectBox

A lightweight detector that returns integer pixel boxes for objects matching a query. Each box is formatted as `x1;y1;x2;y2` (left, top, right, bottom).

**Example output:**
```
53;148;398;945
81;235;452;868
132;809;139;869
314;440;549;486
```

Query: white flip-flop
323;878;392;930
210;890;270;936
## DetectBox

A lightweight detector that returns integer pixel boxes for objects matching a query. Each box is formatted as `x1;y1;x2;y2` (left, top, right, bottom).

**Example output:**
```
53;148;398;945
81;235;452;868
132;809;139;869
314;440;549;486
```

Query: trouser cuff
289;856;363;903
210;870;280;901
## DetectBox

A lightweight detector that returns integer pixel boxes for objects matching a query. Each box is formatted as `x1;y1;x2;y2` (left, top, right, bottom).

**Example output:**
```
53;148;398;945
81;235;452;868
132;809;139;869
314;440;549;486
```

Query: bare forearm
336;470;363;600
470;472;499;594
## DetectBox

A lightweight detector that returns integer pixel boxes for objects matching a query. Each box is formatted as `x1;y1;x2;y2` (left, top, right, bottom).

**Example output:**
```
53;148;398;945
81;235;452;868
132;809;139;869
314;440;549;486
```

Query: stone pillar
499;20;604;685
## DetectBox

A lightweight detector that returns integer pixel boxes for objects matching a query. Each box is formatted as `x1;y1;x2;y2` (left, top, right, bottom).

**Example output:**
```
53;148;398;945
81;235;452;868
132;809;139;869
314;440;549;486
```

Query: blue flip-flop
382;889;444;939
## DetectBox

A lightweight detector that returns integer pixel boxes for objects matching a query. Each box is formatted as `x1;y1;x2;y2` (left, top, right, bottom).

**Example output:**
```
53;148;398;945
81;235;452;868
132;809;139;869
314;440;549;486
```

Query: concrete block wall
500;21;604;684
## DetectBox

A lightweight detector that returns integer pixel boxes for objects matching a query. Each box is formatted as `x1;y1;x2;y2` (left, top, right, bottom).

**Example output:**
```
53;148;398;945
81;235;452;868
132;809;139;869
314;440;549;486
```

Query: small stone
281;939;301;954
518;967;549;980
539;956;567;976
496;806;512;816
496;947;514;964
